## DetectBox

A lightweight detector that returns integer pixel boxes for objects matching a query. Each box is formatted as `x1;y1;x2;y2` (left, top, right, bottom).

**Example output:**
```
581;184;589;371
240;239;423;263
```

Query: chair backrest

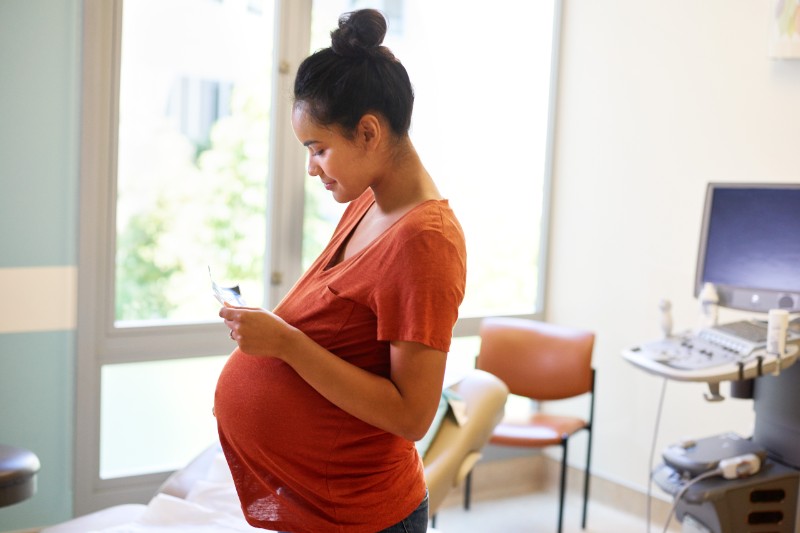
476;317;595;401
423;369;509;515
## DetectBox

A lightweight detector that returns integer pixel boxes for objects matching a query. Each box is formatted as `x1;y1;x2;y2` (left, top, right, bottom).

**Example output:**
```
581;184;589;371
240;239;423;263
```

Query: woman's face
291;105;372;203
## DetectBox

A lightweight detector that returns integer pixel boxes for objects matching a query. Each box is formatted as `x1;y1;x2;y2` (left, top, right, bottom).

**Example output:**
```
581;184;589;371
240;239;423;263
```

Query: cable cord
647;378;668;533
661;468;723;533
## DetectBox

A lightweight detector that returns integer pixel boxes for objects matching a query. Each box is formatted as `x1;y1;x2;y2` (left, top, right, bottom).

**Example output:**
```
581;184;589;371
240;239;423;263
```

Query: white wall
549;0;800;494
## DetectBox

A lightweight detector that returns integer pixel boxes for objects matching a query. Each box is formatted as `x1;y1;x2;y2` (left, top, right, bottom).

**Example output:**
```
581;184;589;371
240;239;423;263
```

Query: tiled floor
432;489;681;533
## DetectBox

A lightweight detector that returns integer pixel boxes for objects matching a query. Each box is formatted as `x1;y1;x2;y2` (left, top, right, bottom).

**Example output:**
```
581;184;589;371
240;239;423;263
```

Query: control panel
623;321;800;383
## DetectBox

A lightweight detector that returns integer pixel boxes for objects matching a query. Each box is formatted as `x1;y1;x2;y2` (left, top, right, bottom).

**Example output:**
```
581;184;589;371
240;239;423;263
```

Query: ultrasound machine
623;183;800;533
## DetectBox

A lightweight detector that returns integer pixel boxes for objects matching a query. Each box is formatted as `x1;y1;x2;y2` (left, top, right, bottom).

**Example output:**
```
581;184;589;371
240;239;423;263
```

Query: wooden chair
464;317;596;533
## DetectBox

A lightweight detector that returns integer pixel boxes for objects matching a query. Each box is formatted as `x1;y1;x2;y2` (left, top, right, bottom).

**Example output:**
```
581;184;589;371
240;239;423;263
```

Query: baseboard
545;456;677;527
438;454;547;509
438;454;676;527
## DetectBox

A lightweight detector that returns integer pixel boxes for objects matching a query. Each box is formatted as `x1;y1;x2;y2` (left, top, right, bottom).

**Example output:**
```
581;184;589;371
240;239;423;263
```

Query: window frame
76;0;560;514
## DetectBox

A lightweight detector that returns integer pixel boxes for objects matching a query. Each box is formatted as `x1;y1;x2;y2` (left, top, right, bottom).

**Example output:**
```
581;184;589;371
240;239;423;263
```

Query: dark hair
293;9;414;138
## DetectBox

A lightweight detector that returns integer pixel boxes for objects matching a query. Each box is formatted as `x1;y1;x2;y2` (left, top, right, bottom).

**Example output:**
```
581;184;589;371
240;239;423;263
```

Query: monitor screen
695;183;800;313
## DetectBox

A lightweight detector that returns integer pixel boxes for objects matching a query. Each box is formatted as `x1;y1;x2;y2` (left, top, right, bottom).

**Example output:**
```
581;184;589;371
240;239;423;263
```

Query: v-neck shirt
215;189;466;532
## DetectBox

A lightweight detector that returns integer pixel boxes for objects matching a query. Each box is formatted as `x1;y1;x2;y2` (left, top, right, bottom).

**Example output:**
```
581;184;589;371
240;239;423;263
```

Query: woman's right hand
219;306;300;359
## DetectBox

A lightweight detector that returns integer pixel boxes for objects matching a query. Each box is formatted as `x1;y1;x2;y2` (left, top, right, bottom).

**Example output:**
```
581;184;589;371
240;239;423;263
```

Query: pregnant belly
214;349;344;446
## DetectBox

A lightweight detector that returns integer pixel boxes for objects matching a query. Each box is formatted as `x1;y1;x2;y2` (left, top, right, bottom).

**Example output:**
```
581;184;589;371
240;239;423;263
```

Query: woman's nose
308;161;320;176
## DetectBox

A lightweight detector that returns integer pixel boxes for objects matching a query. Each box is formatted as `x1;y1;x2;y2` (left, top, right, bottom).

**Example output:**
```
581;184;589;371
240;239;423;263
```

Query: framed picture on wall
770;0;800;58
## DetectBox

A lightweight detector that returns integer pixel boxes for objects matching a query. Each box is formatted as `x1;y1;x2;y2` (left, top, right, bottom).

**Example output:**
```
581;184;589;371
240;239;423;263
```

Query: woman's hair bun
330;9;387;57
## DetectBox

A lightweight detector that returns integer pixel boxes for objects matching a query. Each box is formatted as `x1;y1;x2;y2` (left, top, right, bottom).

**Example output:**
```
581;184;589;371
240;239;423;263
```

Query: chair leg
464;470;472;510
582;427;593;529
431;513;437;528
583;372;596;530
557;439;568;533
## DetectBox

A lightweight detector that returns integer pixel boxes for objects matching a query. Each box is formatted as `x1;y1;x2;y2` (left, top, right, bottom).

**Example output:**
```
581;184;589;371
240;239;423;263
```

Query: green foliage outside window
115;74;271;322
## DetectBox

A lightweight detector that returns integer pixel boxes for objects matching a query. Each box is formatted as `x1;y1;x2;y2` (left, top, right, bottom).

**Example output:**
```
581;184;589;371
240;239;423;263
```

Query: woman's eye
313;149;325;157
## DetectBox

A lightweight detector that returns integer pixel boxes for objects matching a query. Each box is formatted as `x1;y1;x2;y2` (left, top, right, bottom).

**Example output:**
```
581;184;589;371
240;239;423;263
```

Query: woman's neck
370;140;441;215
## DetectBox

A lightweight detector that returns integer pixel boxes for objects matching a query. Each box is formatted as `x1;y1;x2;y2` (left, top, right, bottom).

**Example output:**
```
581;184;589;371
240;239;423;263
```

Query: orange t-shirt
214;190;466;532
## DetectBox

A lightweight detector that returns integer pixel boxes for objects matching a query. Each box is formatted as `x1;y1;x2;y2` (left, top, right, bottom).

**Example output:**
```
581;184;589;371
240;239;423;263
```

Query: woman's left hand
219;306;297;359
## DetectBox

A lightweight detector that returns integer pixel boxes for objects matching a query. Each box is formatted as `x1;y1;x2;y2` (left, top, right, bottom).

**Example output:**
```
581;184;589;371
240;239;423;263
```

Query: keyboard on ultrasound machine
638;320;782;371
697;320;769;354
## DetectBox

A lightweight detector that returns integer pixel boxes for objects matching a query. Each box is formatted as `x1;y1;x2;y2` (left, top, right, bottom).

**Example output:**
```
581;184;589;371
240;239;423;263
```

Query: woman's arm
220;306;446;441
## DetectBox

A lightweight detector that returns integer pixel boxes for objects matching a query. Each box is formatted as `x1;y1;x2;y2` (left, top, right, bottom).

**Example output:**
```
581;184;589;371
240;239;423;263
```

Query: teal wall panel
0;0;80;529
0;331;74;529
0;0;80;268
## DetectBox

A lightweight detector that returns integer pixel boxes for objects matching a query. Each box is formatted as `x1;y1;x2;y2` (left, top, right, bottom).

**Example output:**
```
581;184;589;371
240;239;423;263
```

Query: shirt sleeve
373;225;467;352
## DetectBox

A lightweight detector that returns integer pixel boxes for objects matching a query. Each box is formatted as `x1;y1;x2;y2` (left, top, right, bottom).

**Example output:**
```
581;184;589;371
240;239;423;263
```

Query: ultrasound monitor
695;183;800;314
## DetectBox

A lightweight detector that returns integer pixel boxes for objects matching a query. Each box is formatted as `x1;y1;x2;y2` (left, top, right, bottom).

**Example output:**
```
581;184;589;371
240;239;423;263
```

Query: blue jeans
377;491;429;533
276;491;429;533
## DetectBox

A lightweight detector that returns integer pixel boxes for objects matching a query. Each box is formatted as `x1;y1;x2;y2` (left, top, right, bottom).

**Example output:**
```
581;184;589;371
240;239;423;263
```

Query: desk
0;445;40;507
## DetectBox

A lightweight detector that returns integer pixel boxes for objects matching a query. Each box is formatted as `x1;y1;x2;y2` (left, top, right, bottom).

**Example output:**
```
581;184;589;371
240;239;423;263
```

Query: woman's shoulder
398;199;463;238
383;200;466;269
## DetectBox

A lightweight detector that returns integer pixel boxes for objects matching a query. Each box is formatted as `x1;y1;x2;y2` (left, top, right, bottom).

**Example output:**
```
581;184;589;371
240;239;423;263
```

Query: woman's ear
356;114;382;150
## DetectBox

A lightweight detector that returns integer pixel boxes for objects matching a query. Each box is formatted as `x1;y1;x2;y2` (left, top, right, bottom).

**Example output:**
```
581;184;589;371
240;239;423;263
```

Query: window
78;0;560;513
114;0;272;324
309;0;558;326
77;0;288;512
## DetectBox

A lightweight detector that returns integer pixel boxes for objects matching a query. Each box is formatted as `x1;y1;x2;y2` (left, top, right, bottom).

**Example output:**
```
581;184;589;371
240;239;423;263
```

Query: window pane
308;0;554;317
115;0;275;325
100;356;227;479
